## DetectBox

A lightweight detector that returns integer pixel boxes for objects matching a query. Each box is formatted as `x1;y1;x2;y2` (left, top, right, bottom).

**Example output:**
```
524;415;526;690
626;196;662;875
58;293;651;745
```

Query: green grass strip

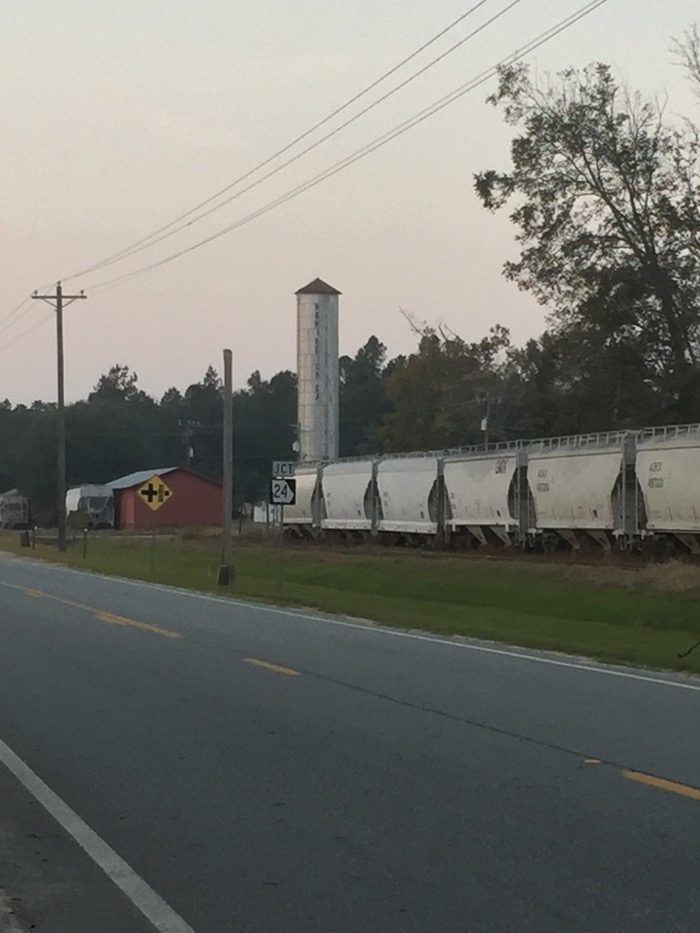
2;532;699;675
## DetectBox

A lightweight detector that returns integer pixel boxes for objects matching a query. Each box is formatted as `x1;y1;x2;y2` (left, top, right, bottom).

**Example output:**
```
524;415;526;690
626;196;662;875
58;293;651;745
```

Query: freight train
283;423;700;554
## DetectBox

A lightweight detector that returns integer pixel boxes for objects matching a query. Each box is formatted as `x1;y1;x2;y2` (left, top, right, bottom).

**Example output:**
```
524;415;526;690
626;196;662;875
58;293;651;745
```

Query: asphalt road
0;552;699;932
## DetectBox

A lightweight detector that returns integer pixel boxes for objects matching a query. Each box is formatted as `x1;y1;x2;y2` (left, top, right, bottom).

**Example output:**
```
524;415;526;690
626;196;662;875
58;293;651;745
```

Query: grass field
2;530;700;674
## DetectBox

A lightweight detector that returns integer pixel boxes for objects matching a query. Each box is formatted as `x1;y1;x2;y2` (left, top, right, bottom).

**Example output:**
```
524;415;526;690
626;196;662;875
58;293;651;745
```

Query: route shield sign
138;475;174;511
270;477;296;505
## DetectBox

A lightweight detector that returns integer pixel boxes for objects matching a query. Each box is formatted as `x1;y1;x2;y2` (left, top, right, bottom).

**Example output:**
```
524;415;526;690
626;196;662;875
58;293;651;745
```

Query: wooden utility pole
218;348;235;586
32;283;86;552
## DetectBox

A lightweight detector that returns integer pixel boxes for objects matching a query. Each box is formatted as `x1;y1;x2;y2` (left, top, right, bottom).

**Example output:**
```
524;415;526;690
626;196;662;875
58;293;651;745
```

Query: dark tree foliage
339;336;392;456
180;366;224;480
2;402;57;520
379;326;509;451
499;328;662;439
475;62;700;419
233;369;297;504
89;364;145;403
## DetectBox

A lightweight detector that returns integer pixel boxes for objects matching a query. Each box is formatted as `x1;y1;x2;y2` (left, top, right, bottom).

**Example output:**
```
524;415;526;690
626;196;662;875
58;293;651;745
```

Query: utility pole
218;348;235;586
32;283;86;552
481;396;491;448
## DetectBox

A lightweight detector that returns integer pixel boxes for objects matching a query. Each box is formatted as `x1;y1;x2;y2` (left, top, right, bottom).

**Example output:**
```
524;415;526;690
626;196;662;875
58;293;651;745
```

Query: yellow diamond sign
138;475;173;511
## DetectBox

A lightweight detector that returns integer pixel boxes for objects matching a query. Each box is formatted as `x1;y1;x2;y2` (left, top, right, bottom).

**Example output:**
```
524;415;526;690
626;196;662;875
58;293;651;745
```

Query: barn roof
295;278;341;296
107;468;178;490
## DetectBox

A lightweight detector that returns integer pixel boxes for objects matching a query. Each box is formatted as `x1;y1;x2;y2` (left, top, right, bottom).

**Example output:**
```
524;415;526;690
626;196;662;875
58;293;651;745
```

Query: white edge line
0;736;195;933
3;555;700;693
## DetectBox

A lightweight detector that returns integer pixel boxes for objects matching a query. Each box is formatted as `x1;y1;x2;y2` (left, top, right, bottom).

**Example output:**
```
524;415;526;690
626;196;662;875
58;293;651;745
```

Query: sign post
278;503;284;593
270;465;297;593
218;348;235;587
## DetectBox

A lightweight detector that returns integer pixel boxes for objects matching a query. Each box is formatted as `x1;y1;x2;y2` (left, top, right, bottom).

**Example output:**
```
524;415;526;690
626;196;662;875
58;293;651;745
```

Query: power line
64;0;522;280
60;0;499;283
87;0;608;294
0;309;54;354
0;295;33;338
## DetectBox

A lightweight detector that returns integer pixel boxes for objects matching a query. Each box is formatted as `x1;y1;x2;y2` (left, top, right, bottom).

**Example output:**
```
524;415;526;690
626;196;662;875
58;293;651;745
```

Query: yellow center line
0;580;180;640
244;657;301;677
622;770;700;801
95;611;180;640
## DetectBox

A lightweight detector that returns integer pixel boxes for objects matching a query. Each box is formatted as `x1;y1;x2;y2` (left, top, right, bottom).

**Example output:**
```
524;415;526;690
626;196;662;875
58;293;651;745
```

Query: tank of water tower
295;279;340;463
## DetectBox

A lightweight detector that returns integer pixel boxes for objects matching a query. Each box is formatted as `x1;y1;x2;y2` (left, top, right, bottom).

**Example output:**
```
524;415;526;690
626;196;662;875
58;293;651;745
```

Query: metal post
482;396;491;449
370;459;379;537
218;348;235;586
436;458;447;548
277;504;285;593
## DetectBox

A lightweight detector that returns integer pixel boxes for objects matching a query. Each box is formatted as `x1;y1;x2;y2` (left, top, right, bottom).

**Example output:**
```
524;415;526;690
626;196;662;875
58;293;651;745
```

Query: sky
1;0;698;405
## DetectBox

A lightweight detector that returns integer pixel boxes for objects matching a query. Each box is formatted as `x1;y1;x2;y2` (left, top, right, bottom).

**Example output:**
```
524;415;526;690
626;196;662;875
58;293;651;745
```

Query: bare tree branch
672;24;700;100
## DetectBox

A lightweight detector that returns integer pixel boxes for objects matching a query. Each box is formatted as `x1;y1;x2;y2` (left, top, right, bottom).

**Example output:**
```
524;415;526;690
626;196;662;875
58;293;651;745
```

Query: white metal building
65;484;115;528
0;489;29;528
295;278;340;463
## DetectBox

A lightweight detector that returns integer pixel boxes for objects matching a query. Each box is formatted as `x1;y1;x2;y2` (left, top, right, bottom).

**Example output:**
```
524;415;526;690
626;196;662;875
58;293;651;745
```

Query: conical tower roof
295;278;341;296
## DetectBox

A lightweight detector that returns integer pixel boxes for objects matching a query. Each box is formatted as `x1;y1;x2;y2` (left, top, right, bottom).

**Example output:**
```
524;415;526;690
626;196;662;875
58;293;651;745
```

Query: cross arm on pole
32;286;87;308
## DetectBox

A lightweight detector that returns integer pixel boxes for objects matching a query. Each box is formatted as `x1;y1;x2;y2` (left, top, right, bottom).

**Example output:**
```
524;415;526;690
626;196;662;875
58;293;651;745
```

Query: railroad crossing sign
138;475;173;511
272;461;295;478
270;477;296;505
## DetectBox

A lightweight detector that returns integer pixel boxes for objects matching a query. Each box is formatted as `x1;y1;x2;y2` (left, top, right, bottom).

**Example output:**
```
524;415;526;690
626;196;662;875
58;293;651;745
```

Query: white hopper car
284;424;700;554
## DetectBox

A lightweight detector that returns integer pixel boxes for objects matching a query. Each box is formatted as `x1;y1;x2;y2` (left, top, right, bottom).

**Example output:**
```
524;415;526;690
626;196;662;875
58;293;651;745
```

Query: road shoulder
0;760;154;933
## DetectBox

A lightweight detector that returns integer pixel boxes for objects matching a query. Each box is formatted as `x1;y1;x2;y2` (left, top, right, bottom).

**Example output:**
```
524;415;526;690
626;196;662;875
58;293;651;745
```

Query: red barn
108;467;223;530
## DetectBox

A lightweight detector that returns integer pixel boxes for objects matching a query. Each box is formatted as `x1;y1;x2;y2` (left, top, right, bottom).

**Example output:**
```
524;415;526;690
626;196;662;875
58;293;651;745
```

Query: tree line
2;38;698;520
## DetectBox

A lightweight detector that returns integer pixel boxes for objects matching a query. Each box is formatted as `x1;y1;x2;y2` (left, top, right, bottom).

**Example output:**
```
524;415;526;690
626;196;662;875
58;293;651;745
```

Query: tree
499;327;662;439
69;365;173;487
160;387;184;410
182;366;224;479
673;24;700;100
89;364;145;403
475;63;700;419
339;336;391;456
2;402;57;522
379;326;509;451
233;369;296;503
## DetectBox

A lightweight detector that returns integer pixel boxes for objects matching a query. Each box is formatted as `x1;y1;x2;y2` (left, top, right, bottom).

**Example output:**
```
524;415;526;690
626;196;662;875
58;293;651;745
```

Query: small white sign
272;461;295;477
270;478;296;505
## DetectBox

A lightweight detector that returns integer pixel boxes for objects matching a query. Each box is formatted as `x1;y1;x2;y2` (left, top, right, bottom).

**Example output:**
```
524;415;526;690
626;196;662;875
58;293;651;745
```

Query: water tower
295;278;341;462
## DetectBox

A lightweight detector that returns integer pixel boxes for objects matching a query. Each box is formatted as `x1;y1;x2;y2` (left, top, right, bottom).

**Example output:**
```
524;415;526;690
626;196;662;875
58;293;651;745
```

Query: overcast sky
2;0;698;404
